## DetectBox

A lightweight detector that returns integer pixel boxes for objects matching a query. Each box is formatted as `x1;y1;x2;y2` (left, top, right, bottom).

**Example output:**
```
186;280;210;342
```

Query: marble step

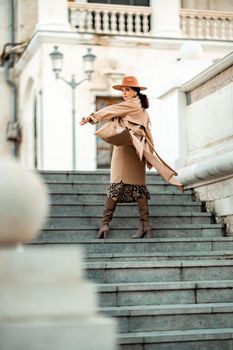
49;202;203;215
48;192;193;204
117;327;233;350
30;237;233;254
46;183;189;194
97;280;233;307
40;171;166;184
85;260;233;284
38;223;224;241
44;213;214;229
85;250;233;262
101;302;233;333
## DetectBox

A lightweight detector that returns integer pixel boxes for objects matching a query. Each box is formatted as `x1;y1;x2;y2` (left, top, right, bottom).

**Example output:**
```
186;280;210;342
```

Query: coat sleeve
89;99;139;124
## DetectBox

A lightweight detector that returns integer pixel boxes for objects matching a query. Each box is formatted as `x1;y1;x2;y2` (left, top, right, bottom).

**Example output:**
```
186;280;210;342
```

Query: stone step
31;237;233;254
39;223;224;241
86;251;233;262
49;202;203;216
40;171;167;184
44;213;213;229
97;280;233;307
85;260;233;284
101;303;233;333
47;183;188;194
48;192;193;204
117;327;233;350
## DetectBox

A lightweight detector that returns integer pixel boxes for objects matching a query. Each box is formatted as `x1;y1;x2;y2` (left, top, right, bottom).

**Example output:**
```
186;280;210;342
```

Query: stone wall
14;0;38;43
182;0;233;12
179;51;233;235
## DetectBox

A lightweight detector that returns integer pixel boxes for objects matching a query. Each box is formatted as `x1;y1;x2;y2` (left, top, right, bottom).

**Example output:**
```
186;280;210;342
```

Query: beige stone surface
0;316;117;350
15;0;38;42
190;65;233;103
194;176;233;235
0;246;117;350
182;0;233;11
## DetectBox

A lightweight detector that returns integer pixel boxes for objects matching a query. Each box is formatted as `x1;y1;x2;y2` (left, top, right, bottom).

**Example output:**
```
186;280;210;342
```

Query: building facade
1;0;233;172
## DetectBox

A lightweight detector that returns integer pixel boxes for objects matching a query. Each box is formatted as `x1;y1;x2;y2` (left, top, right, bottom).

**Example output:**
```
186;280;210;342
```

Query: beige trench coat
90;97;182;188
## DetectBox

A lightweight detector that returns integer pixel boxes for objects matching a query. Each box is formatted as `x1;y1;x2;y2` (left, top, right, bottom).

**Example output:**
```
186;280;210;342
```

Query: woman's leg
97;197;118;239
131;196;152;238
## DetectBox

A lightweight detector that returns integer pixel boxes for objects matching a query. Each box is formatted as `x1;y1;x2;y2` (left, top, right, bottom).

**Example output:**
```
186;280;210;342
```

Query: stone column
150;0;182;37
36;0;71;31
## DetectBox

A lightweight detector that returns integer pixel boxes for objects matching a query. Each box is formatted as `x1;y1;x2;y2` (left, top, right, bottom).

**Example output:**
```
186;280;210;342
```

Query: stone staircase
34;171;233;349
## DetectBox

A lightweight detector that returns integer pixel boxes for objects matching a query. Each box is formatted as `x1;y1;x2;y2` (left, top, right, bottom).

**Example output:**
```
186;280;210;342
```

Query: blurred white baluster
229;19;233;40
119;11;125;34
197;15;203;38
128;13;133;35
135;13;141;35
87;10;93;32
70;8;76;27
103;10;109;33
181;15;187;37
212;17;218;39
220;18;227;40
95;10;102;32
205;16;211;39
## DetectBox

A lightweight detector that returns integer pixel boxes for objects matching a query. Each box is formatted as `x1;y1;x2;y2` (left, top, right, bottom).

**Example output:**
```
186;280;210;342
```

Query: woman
80;76;183;239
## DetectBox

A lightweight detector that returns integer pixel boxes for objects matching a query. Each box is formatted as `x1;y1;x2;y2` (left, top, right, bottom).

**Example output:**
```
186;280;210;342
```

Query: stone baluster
229;19;233;40
197;15;203;38
87;10;93;32
127;13;133;35
135;13;141;35
189;15;195;38
78;9;86;32
103;10;109;33
180;15;187;37
212;17;218;39
118;11;124;34
205;16;211;39
142;13;148;34
111;11;118;34
95;10;102;33
220;18;226;40
69;8;76;27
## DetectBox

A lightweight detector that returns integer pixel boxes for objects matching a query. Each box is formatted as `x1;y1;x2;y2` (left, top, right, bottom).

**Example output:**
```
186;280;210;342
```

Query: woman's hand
79;117;91;126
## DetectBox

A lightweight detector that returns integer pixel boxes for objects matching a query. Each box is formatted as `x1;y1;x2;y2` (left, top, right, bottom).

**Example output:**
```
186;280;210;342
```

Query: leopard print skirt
107;182;150;203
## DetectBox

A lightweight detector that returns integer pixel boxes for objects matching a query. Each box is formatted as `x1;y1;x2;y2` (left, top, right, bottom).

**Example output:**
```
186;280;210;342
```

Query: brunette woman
80;76;183;239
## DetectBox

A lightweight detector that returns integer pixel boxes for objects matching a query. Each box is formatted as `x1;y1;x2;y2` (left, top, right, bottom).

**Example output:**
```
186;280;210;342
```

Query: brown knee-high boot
97;197;118;239
131;196;152;238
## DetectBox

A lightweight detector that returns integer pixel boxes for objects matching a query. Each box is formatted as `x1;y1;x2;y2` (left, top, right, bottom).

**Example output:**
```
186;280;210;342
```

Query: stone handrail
180;8;233;40
68;2;151;36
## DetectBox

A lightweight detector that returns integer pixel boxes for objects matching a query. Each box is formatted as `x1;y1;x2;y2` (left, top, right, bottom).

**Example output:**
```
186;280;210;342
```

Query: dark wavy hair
132;87;149;109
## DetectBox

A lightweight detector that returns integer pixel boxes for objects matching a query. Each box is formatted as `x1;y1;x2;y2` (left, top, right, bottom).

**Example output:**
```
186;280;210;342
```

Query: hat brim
112;84;147;91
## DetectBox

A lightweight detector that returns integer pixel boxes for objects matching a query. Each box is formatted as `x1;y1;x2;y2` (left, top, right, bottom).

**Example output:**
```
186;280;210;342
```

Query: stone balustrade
68;2;151;36
68;2;233;40
180;9;233;40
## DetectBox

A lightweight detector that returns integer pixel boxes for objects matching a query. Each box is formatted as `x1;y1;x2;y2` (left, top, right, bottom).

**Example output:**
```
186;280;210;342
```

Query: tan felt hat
112;76;147;91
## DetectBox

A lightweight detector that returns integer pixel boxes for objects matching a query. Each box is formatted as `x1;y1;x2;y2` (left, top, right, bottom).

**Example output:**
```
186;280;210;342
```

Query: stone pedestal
0;247;117;350
36;0;71;31
151;0;182;37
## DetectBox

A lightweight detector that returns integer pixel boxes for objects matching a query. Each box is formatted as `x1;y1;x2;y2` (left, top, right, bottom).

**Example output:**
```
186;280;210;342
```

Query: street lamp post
49;46;96;170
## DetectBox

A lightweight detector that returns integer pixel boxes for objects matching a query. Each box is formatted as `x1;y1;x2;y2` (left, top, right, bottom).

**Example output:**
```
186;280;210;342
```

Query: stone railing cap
180;50;233;92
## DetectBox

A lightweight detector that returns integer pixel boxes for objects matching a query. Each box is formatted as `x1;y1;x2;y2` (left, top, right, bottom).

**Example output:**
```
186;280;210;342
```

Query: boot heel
97;225;109;239
147;230;153;238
